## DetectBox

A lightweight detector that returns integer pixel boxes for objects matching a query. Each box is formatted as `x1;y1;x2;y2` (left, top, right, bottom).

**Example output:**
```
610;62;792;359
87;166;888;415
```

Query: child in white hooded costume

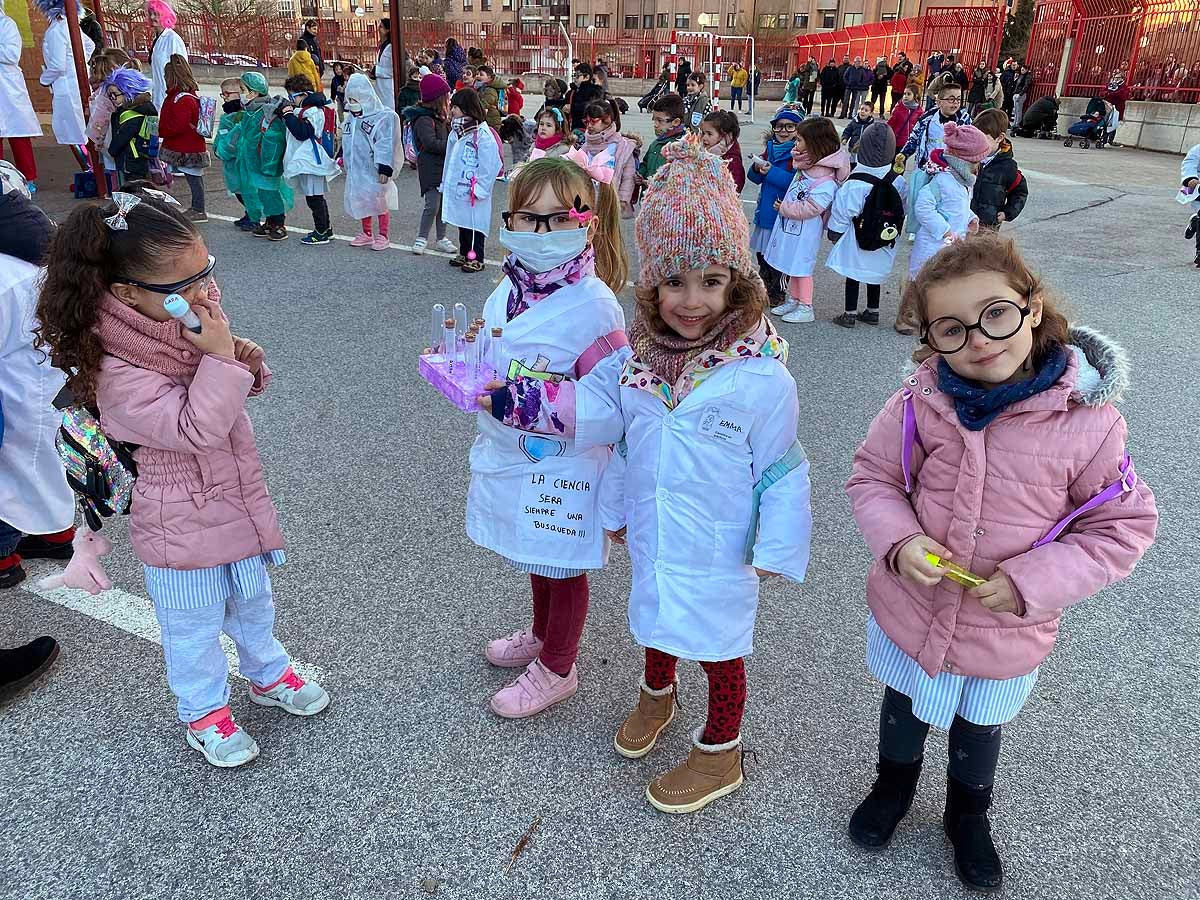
341;72;402;251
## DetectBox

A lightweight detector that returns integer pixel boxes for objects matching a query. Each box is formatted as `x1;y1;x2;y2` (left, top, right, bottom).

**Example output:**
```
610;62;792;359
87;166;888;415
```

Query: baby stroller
638;77;671;112
1063;97;1109;149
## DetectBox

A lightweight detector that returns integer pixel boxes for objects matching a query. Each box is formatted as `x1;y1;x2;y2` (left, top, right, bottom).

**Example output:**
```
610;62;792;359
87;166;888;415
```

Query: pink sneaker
490;659;578;719
349;232;373;247
485;628;544;668
371;234;389;251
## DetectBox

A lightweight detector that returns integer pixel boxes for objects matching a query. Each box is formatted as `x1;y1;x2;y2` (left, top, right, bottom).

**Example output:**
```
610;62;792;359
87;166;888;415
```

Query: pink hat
943;122;992;164
419;73;450;103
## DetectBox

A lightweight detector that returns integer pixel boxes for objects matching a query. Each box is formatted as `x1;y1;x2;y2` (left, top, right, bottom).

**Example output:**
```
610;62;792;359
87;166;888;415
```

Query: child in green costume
214;77;251;229
233;71;293;241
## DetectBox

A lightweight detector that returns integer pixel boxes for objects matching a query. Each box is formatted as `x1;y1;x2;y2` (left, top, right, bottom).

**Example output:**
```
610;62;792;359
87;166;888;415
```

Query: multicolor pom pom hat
633;133;762;292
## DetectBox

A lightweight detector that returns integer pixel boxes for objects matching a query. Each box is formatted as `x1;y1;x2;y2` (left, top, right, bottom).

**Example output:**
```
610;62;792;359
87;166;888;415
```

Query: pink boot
371;234;389;251
349;232;373;247
490;659;578;719
485;628;544;668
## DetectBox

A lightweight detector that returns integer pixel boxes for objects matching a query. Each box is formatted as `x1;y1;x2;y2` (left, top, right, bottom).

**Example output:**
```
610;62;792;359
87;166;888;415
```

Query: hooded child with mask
231;71;293;241
441;87;503;272
341;72;401;250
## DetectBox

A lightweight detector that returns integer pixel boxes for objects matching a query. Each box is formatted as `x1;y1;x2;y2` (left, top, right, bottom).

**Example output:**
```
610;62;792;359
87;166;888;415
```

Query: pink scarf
93;293;208;377
503;246;596;321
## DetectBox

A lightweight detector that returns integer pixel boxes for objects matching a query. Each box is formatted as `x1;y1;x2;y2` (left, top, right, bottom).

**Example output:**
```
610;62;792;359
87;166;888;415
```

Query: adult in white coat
373;19;394;111
146;0;185;111
825;123;907;328
0;0;43;185
0;251;75;586
441;89;502;272
37;0;94;148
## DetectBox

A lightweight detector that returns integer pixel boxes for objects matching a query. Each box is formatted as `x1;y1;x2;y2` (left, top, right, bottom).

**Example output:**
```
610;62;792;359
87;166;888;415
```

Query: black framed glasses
106;91;125;104
502;210;582;233
116;255;216;295
921;299;1031;354
772;122;798;132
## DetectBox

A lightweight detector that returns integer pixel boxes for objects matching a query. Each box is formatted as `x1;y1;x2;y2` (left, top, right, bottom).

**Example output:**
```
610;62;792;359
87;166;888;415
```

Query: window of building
501;21;513;32
462;0;472;9
758;13;776;28
364;0;373;10
277;0;293;10
881;13;896;20
644;13;653;28
503;0;512;8
843;12;863;25
657;12;668;27
820;10;835;28
697;12;717;27
480;0;490;10
596;13;609;26
575;13;586;26
726;12;735;27
674;13;689;27
793;13;808;28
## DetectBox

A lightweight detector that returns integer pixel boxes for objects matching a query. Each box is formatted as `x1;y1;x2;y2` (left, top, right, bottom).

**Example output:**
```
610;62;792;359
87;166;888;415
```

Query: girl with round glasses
844;234;1157;892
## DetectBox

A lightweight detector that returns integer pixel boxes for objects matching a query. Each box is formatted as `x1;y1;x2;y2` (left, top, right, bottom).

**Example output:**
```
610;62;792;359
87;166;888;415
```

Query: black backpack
848;170;905;251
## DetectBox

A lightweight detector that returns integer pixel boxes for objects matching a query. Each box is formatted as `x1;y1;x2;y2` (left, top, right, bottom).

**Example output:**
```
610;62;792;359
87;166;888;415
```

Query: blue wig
33;0;81;17
103;67;152;101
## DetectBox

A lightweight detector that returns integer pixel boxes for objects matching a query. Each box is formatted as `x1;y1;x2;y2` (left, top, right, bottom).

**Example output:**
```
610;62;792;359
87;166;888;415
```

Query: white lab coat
0;255;74;535
374;43;394;111
573;348;812;661
0;11;41;138
465;275;625;571
149;27;186;111
39;17;94;146
909;170;976;278
1181;143;1200;211
341;107;401;219
441;124;502;233
826;163;907;285
283;105;340;183
763;172;838;277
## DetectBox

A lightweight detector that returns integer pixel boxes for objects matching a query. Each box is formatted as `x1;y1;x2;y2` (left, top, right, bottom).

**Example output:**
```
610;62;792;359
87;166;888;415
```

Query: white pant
153;581;290;723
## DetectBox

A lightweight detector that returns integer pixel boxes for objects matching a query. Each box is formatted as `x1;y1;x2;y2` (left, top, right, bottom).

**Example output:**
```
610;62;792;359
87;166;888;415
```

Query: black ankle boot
943;776;1004;892
847;756;922;848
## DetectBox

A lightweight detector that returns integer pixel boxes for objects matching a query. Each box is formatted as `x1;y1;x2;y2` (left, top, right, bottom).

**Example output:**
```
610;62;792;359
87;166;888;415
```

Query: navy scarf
937;346;1068;431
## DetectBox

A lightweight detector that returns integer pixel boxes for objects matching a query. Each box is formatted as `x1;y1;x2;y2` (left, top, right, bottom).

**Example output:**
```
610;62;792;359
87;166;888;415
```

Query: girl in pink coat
844;234;1157;892
34;189;330;769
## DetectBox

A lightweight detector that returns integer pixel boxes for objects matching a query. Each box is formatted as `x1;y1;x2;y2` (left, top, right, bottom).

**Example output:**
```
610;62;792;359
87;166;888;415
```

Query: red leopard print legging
644;648;746;745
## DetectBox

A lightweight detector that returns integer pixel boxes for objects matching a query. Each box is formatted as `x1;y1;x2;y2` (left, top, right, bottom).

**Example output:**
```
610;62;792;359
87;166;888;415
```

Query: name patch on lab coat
517;457;601;549
698;404;752;445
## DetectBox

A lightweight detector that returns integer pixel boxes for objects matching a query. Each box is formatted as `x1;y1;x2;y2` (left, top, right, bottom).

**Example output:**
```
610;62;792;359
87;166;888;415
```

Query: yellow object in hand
924;552;988;588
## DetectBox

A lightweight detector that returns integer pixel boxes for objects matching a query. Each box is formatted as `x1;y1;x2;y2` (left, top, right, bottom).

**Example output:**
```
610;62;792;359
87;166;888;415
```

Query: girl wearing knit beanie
908;121;987;278
825;122;907;328
470;156;630;720
763;117;852;324
480;137;812;813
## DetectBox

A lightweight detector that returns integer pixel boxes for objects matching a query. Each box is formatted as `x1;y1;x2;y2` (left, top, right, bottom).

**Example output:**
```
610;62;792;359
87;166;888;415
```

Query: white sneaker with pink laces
186;706;259;768
485;628;544;667
249;666;331;716
490;659;578;719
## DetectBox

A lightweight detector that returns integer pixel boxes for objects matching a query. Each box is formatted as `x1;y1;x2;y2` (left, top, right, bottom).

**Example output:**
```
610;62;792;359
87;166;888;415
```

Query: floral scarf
503;245;596;321
619;313;787;409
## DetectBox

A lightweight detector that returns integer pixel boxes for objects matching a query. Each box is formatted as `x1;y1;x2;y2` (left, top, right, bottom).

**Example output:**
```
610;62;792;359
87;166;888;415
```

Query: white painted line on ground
1020;168;1090;187
18;561;328;684
205;213;505;269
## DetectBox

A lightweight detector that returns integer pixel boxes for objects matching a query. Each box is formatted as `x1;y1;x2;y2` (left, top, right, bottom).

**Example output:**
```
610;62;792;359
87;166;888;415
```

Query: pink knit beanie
943;122;993;164
419;73;450;103
634;134;756;290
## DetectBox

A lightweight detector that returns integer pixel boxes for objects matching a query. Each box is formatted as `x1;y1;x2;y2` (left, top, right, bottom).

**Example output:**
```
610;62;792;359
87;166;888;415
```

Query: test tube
464;333;478;382
430;303;446;355
490;327;504;381
444;317;458;373
454;303;468;349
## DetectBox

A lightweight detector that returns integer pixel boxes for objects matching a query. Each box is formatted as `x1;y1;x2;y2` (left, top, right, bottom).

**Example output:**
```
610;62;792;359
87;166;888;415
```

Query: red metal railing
1024;0;1072;102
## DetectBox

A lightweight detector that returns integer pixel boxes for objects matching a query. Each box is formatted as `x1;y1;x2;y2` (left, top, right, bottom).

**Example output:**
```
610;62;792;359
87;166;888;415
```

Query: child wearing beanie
908;121;986;278
481;136;813;813
826;122;907;328
764;117;852;324
402;73;456;253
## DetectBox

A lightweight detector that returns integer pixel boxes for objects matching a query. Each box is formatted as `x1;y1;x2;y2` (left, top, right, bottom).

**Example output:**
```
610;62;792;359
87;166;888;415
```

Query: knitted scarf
503;245;595;321
937;345;1067;431
620;312;786;409
533;132;564;151
92;292;201;378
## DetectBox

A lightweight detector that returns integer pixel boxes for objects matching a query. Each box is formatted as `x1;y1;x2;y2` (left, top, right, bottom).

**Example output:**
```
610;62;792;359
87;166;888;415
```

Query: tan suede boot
646;727;743;814
614;678;677;759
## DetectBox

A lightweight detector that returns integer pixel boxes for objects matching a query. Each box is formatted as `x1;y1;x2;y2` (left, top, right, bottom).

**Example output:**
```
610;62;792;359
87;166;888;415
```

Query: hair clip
569;195;593;224
103;192;141;231
141;187;181;206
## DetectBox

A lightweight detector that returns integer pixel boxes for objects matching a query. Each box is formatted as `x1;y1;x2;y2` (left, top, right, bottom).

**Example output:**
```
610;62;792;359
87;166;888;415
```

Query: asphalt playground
1;104;1197;900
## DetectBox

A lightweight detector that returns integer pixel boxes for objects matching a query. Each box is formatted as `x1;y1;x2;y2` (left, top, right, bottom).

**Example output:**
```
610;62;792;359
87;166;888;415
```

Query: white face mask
346;99;363;115
499;226;588;274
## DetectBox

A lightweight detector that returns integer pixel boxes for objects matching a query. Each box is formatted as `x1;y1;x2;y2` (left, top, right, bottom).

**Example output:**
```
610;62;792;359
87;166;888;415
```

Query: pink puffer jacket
95;296;284;571
846;327;1157;680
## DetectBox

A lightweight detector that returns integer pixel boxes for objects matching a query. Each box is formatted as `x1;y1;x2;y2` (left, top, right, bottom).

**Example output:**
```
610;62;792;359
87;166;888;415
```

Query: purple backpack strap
575;329;629;378
1031;454;1138;549
901;389;924;493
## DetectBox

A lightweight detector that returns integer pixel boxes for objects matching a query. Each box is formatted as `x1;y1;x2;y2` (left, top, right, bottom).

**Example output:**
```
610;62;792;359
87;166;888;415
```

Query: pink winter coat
846;328;1157;680
94;295;284;571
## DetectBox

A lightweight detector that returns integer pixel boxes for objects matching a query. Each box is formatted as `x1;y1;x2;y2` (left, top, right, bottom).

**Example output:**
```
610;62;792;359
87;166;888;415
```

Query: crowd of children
0;54;1171;897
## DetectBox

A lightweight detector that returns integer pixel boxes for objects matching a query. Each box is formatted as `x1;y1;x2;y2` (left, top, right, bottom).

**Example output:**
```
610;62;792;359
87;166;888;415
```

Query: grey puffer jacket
402;104;450;194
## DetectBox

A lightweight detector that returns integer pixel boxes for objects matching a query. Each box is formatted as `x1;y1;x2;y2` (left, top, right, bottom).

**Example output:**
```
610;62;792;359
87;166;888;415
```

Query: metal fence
1026;0;1200;104
792;6;1006;73
100;13;796;82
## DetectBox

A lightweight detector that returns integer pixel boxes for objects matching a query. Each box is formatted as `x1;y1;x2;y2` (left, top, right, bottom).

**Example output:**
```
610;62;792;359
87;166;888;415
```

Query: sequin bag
54;402;138;532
